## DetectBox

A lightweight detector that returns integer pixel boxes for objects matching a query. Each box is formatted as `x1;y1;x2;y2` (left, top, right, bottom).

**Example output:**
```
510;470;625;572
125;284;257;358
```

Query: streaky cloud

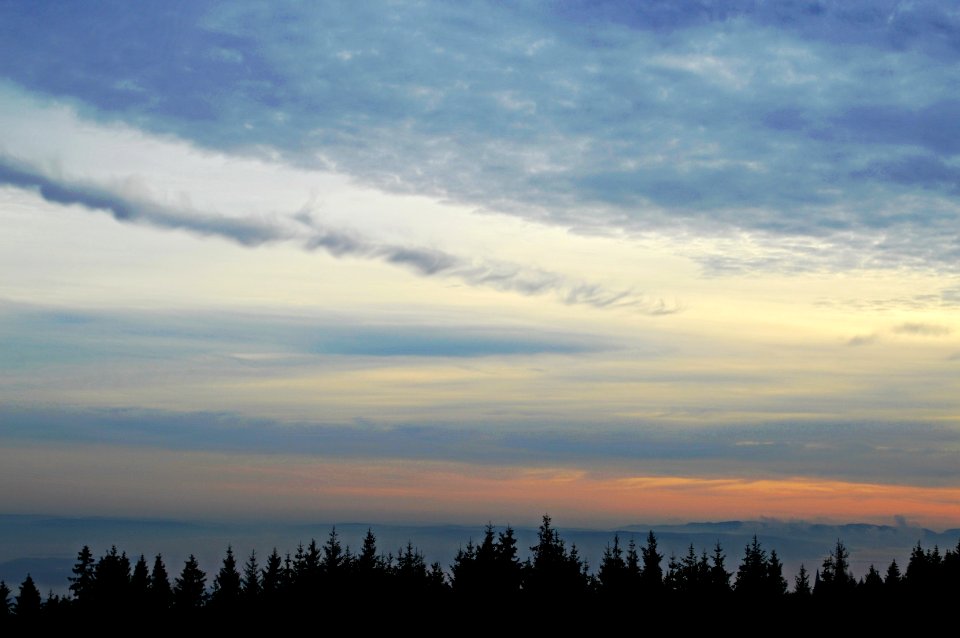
3;405;959;486
0;154;676;314
893;322;953;337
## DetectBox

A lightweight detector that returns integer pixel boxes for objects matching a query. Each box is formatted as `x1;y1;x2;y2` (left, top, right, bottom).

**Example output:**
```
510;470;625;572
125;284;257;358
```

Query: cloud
893;322;953;337
847;334;878;347
0;154;674;313
2;405;958;486
3;2;960;273
0;301;610;363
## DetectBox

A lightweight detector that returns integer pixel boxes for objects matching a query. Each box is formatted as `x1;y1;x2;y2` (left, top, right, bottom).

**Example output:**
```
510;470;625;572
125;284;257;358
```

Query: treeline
3;515;960;626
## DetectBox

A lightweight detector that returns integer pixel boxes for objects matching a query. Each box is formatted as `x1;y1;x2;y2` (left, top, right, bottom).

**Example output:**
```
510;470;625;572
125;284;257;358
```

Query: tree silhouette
816;539;855;598
766;550;788;596
93;546;131;609
241;549;261;602
69;544;96;605
322;527;347;586
597;534;628;595
210;545;241;609
150;554;173;611
710;541;732;595
905;541;944;596
734;535;768;596
260;548;285;606
884;559;901;590
495;525;522;595
173;554;207;611
15;574;41;617
524;514;587;599
452;524;521;598
0;580;10;618
130;554;150;610
794;564;812;597
640;530;664;595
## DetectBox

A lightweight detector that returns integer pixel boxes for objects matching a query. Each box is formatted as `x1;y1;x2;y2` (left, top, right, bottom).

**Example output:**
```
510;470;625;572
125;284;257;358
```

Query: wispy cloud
0;154;675;313
893;322;953;337
3;405;958;486
2;2;959;272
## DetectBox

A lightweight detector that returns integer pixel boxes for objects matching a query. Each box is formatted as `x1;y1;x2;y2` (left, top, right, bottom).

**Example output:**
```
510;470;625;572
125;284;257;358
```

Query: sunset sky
1;1;958;529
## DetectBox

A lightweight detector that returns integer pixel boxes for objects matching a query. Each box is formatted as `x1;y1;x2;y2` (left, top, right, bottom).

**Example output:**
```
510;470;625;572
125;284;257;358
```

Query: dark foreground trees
3;516;960;628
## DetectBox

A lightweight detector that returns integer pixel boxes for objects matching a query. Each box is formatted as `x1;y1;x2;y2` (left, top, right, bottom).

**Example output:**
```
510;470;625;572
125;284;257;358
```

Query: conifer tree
357;529;382;574
884;559;901;589
626;537;642;588
861;565;884;591
597;534;628;595
428;561;448;594
766;550;788;597
524;515;587;598
0;580;11;618
261;548;284;602
69;545;96;605
640;530;664;594
451;539;477;594
150;554;173;611
242;549;261;602
495;525;522;594
816;539;854;597
322;527;346;579
794;564;812;597
173;554;207;611
710;542;732;595
210;545;241;609
130;554;150;608
15;574;42;617
734;535;768;596
93;546;131;608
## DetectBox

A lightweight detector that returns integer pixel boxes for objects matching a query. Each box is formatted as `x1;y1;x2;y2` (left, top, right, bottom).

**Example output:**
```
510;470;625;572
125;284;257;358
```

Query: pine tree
794;564;812;597
93;546;131;608
884;558;902;589
357;529;382;575
173;554;207;611
15;574;42;617
495;525;522;595
766;550;788;596
322;527;346;580
261;548;284;603
624;537;642;594
710;541;732;595
69;545;96;605
130;554;150;609
597;534;628;595
640;530;664;594
210;545;241;609
524;514;586;598
0;580;11;618
734;535;768;597
150;554;173;611
242;549;261;602
451;539;477;594
862;565;884;592
816;539;854;597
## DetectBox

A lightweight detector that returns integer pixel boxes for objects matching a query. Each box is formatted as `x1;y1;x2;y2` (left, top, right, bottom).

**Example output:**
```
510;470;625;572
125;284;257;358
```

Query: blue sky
1;1;958;527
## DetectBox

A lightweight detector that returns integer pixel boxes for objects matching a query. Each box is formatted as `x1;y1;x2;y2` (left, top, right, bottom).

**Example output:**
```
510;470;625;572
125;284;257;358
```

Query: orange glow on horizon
224;458;960;528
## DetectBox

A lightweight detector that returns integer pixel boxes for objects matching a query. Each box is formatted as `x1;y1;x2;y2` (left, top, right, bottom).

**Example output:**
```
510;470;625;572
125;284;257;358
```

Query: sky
1;0;958;529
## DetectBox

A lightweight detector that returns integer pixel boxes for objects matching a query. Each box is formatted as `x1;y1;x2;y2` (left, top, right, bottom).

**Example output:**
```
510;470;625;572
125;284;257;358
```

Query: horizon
4;512;958;597
2;2;959;533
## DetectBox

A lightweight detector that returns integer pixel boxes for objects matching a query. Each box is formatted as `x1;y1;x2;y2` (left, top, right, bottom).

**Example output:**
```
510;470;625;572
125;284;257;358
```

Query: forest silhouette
2;514;958;628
